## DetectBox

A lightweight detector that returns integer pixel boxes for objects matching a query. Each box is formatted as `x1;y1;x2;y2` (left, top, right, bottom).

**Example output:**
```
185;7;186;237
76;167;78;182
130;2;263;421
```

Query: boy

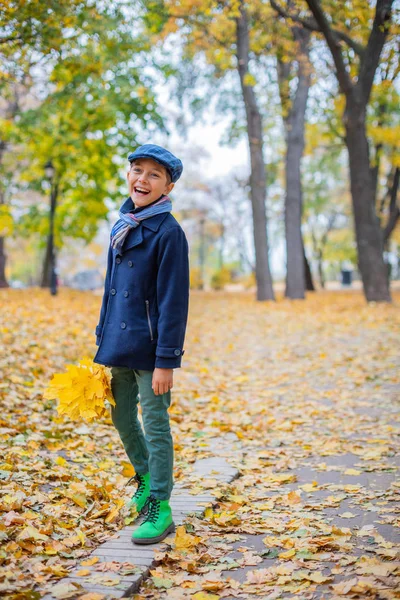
93;144;189;545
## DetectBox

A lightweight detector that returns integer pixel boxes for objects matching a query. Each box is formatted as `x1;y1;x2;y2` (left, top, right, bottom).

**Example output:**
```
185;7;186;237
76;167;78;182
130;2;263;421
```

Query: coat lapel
120;225;144;253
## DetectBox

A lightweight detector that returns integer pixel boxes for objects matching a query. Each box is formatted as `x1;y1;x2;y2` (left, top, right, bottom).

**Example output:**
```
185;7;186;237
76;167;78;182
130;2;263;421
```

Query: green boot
127;473;151;514
132;494;175;545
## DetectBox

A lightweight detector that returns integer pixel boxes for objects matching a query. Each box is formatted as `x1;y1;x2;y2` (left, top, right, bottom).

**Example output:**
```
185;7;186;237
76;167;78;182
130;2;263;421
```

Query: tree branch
0;34;25;46
304;0;353;95
269;0;365;56
357;0;394;106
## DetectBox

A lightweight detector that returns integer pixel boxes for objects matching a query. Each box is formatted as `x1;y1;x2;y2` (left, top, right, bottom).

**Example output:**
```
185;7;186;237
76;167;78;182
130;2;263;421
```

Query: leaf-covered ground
0;289;399;599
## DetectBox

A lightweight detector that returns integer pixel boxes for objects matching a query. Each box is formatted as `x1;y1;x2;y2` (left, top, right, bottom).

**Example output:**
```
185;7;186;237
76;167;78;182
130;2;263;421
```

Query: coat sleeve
155;226;190;369
95;243;113;346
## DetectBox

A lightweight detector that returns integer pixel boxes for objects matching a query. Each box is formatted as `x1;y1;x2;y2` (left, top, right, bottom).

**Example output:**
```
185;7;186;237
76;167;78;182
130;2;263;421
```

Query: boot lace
142;494;160;524
126;473;146;498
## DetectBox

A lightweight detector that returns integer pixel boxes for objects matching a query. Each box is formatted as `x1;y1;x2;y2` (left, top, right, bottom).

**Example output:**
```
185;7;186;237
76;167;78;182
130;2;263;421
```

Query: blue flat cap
128;144;183;183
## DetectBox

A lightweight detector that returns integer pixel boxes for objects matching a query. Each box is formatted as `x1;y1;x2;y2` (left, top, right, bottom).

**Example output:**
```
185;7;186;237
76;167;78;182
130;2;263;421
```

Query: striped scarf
111;195;172;251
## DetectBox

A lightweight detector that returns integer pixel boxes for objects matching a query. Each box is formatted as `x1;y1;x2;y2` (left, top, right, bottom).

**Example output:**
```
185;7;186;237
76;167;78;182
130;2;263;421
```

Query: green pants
110;367;173;500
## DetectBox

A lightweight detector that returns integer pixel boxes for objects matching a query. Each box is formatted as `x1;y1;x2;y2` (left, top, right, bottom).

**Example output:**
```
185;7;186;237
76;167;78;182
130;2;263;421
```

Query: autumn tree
0;0;108;286
2;1;164;286
270;5;312;299
142;0;275;300
141;0;318;299
273;0;397;302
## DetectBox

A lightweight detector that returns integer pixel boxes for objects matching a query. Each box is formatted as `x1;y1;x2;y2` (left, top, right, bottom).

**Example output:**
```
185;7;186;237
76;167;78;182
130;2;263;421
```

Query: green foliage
6;2;165;248
323;229;357;265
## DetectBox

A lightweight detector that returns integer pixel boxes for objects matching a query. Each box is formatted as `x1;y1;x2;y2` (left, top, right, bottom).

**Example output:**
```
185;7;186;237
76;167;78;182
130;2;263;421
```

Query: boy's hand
152;368;173;396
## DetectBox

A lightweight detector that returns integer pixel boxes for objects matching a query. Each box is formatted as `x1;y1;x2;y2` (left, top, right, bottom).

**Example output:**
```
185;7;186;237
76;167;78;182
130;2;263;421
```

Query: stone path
42;436;239;599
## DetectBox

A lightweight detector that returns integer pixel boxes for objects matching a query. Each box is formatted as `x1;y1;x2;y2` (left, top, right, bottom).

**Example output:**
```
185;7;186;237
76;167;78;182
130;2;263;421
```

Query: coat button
116;257;121;264
111;288;116;295
174;349;181;356
120;322;126;329
128;261;133;267
124;291;129;297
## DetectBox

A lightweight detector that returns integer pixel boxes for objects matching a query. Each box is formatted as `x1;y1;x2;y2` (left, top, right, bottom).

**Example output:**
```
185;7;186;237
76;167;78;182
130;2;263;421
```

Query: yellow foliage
175;525;202;549
44;357;115;422
190;267;204;290
0;205;14;236
243;72;257;87
369;125;400;149
210;267;231;290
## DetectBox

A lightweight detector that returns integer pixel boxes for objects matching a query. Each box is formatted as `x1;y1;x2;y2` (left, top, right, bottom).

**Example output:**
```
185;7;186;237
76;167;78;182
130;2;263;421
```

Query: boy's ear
165;182;175;194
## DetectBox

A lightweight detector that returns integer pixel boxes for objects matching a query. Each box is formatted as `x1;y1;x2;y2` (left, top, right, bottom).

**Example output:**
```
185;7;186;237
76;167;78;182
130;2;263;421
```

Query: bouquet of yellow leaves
44;357;115;422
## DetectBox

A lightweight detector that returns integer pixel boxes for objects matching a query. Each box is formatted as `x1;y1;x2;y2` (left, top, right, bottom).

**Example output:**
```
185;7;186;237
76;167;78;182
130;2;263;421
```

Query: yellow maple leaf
44;358;115;422
175;525;202;549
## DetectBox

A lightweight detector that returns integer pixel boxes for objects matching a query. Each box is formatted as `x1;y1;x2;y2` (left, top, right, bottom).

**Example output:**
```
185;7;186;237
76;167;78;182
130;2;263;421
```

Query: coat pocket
145;300;154;341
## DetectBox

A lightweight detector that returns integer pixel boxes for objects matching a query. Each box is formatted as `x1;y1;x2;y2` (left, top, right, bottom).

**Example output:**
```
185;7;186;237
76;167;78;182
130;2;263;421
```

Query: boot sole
131;522;175;545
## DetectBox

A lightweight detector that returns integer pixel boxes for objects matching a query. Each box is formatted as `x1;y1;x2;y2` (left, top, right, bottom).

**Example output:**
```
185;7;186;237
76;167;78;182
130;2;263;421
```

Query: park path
0;289;399;599
133;292;400;599
42;436;241;599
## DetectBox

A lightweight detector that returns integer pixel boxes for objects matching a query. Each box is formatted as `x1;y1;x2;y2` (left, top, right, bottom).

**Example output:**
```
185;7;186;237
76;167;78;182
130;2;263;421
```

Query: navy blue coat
93;198;189;371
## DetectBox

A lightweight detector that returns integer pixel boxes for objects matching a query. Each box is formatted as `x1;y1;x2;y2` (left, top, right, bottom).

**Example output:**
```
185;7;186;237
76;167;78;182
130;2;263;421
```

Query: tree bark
278;27;311;299
0;236;8;288
382;167;399;245
41;239;52;288
41;183;58;288
303;242;315;291
236;1;275;301
344;98;391;301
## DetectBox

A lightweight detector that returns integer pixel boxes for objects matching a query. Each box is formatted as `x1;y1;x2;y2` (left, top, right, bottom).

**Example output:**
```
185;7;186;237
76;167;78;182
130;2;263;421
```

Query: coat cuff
155;346;185;369
95;325;102;346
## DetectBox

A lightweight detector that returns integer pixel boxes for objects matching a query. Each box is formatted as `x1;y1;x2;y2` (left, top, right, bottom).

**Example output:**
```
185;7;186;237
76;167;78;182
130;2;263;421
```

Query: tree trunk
303;243;315;291
41;238;52;287
382;166;399;246
304;0;394;302
236;1;274;301
344;98;391;301
41;183;58;289
317;249;325;288
0;237;8;288
282;28;311;299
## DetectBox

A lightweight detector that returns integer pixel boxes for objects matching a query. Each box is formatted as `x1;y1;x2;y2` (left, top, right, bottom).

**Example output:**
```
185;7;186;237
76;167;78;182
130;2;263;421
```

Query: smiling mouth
134;187;150;195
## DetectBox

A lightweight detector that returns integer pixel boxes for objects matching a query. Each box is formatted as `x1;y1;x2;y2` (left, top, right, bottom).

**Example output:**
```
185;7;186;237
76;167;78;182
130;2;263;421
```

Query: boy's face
127;158;175;207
